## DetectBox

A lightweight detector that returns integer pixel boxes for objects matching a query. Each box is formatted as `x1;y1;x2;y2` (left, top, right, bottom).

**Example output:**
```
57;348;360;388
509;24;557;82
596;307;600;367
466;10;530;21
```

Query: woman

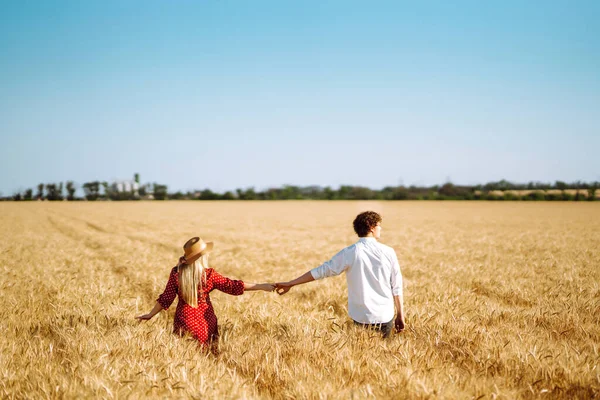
136;237;274;347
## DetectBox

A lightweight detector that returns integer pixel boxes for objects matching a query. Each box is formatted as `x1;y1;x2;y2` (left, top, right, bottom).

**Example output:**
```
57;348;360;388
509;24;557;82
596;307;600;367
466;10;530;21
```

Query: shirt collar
358;237;377;242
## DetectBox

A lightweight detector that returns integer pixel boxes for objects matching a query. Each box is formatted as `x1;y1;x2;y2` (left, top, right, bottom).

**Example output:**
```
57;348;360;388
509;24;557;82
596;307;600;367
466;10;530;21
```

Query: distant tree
236;187;257;200
101;181;109;200
588;182;599;201
555;181;567;191
280;185;302;199
82;181;100;201
323;186;337;200
45;184;54;200
222;191;235;200
244;187;257;200
439;183;458;197
45;183;63;201
347;186;375;200
527;191;545;201
66;181;76;201
391;186;409;200
338;185;352;200
36;183;44;200
198;189;219;200
12;192;22;201
23;189;33;201
153;183;168;200
169;191;185;200
134;173;140;184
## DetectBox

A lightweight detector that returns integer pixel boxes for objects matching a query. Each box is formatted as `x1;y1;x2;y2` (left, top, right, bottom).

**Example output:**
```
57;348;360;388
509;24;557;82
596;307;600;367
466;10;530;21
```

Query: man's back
310;237;403;324
275;210;405;334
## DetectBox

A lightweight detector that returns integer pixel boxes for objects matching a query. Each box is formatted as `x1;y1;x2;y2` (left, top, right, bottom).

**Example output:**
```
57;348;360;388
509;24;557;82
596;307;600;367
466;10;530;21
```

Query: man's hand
275;282;293;295
395;316;405;332
136;314;153;321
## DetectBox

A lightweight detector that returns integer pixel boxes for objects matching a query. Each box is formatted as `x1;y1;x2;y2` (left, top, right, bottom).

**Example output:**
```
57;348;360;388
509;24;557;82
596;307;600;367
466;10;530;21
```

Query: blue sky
1;0;598;195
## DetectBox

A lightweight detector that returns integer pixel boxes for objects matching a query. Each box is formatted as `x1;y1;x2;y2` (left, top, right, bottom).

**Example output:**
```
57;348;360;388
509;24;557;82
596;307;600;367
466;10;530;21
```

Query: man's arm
390;250;405;332
275;271;315;295
394;294;405;332
276;248;349;295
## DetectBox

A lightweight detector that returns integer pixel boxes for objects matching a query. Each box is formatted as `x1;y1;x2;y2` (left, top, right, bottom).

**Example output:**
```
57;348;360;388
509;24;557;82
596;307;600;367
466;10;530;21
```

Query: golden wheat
1;201;599;399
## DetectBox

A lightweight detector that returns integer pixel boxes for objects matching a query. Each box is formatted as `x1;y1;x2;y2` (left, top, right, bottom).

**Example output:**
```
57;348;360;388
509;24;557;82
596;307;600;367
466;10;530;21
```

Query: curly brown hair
353;211;382;237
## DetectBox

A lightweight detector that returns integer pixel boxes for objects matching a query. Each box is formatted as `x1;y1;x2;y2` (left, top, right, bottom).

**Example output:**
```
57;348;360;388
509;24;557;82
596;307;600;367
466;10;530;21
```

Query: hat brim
183;242;213;264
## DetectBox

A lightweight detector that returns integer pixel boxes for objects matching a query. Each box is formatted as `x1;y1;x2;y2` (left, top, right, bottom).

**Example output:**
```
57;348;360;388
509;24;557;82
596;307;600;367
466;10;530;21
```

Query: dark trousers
353;318;394;338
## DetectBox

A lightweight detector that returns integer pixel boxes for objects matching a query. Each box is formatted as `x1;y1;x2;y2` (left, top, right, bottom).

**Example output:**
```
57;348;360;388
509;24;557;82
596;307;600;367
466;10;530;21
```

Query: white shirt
310;237;403;324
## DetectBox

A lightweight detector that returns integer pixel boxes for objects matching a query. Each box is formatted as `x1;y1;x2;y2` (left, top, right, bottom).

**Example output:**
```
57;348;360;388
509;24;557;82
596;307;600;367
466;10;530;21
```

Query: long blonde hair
177;254;208;308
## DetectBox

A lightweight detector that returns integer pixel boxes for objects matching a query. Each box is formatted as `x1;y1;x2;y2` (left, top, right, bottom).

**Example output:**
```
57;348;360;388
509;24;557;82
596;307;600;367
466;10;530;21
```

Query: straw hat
182;237;213;264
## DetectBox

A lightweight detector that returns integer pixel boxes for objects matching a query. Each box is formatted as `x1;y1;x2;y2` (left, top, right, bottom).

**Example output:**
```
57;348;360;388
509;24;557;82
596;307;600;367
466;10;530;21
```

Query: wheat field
1;201;599;399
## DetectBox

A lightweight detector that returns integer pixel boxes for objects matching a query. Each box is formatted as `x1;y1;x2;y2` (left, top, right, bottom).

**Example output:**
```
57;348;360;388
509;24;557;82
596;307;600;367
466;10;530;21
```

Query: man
275;211;405;337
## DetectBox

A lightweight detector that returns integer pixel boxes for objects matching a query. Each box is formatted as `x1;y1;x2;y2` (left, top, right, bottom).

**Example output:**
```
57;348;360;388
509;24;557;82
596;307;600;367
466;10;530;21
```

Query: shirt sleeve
310;247;351;280
209;270;245;296
390;250;403;296
157;267;178;310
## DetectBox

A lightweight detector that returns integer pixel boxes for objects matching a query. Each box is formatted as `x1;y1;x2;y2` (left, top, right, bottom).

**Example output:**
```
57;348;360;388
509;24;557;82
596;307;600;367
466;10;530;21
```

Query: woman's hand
136;302;163;321
263;283;276;292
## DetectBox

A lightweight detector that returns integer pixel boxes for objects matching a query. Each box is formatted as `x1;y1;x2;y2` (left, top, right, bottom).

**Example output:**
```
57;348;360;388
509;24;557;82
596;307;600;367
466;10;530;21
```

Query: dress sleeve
157;267;178;309
209;269;245;296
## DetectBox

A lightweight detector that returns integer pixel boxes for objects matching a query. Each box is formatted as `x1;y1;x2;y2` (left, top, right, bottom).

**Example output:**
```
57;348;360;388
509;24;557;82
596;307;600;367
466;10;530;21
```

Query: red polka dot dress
157;267;245;345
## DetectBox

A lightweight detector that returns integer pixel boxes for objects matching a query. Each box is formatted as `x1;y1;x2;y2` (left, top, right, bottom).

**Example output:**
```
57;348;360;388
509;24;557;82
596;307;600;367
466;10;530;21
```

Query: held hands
274;282;293;295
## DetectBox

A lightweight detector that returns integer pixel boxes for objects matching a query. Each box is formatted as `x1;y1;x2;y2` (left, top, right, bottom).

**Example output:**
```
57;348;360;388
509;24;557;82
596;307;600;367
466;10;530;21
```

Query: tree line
4;177;599;201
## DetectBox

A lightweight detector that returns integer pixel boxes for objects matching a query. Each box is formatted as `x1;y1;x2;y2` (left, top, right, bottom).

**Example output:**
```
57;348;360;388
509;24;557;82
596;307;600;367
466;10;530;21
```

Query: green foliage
526;191;545;201
82;181;101;201
485;193;500;201
555;181;568;191
170;191;185;200
36;183;44;200
45;183;63;201
153;183;168;200
438;183;473;199
10;176;598;201
196;189;220;200
66;181;76;201
588;183;598;201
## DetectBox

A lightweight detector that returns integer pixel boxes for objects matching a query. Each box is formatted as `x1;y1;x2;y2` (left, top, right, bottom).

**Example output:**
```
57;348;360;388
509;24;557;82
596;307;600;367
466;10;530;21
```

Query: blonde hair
177;254;208;308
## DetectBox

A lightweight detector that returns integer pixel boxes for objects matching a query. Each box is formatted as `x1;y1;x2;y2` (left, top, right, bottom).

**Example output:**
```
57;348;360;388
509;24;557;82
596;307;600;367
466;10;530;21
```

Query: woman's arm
275;271;315;295
244;282;276;292
136;265;179;320
136;301;163;320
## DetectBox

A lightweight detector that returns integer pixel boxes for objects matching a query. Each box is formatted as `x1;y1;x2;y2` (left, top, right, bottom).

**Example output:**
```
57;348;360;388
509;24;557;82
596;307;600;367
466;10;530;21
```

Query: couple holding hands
136;211;405;347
